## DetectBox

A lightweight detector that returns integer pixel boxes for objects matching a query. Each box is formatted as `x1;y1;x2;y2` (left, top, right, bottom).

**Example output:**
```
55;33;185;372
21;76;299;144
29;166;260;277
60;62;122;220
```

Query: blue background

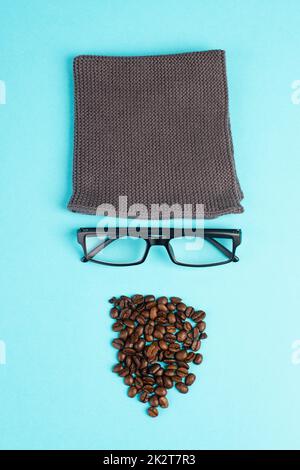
1;0;300;450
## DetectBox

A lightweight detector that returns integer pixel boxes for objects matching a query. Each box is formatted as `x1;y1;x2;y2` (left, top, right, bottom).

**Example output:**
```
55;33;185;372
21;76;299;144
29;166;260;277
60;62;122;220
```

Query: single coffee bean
157;304;168;313
124;375;134;386
112;321;124;332
177;367;188;378
149;395;159;407
167;303;176;311
134;339;145;352
128;386;138;398
156;376;164;386
185;306;194;317
186;352;195;362
184;321;192;332
112;363;123;373
185;373;196;386
191;340;201;352
163;376;173;389
118;351;126;362
159;396;169;408
170;297;182;304
145;301;156;309
110;308;119;319
157;296;168;304
147;407;159;417
193;353;203;365
158;340;168;351
177;303;186;312
112;338;124;350
198;321;206;332
139;391;149;403
175;382;189;394
167;313;176;324
123;347;136;355
119;368;130;377
155;386;167;397
143;385;154;394
145;295;155;303
177;330;187;342
150;307;158;320
175;350;187;361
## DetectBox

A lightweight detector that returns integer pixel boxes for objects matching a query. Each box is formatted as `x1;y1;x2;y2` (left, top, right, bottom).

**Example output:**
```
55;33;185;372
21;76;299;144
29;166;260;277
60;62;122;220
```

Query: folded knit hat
68;50;244;218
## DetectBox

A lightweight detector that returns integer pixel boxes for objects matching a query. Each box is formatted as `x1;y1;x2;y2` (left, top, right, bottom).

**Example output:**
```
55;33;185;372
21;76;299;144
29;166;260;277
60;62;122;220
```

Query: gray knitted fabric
68;50;244;218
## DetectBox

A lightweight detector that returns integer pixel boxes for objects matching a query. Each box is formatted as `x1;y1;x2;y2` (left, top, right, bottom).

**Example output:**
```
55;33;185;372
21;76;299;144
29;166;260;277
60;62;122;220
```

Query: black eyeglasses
77;228;241;267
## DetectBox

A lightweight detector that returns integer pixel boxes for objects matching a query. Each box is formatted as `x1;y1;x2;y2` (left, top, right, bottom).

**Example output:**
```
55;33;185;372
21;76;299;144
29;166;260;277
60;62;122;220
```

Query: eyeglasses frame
77;227;242;268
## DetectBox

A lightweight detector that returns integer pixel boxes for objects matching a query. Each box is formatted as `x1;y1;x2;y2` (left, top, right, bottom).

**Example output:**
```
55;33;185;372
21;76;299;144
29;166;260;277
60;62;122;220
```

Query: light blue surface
1;0;300;450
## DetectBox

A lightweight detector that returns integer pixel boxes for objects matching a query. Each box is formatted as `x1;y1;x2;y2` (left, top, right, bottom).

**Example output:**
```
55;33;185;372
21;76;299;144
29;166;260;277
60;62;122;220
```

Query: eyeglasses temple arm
205;236;239;262
81;237;115;262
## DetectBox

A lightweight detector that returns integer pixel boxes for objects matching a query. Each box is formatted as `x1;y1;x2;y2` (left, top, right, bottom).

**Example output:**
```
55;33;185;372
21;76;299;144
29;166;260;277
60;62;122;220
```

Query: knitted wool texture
68;50;244;218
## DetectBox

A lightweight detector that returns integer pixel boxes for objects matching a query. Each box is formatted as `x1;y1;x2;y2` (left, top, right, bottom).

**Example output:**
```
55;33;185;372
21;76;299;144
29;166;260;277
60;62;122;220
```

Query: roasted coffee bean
145;334;154;342
149;307;158;320
177;330;187;342
134;339;145;352
164;369;176;377
124;375;134;386
166;325;176;334
112;338;124;350
110;308;119;319
118;351;126;362
153;329;164;340
128;386;138;398
163;376;173;389
139;391;149;403
136;315;146;325
112;321;124;332
175;350;187;361
176;382;189;394
119;329;128;341
193;353;203;365
167;303;176;311
157;296;168;304
186;352;195;362
159;397;169;408
191;340;201;352
145;301;156;309
123;319;135;328
143;385;154;394
185;373;196;386
157;304;168;313
119;367;130;377
177;367;188;378
123;348;136;355
176;302;185;311
147;407;159;417
170;297;182;304
158;340;168;351
113;364;123;373
156;376;164;386
193;327;200;339
167;313;176;324
185;306;194;317
110;294;207;417
183;321;192;332
149;395;159;407
155;386;167;397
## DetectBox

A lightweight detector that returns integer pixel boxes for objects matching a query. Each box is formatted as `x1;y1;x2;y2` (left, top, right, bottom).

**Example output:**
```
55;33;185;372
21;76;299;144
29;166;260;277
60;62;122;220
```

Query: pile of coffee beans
109;294;207;417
